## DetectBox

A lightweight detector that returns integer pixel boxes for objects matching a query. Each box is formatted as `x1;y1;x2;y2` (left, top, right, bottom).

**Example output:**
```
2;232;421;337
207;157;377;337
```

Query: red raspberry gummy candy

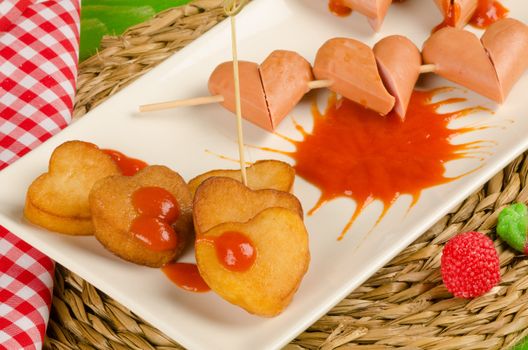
441;231;500;299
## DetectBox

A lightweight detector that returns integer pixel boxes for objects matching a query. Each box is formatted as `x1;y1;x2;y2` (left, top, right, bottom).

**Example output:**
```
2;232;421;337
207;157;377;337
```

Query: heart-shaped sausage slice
259;50;313;129
89;165;193;267
422;26;502;102
434;0;477;27
314;38;395;115
193;177;303;235
208;61;272;131
482;18;528;101
24;141;120;235
343;0;392;31
373;35;421;120
195;207;310;316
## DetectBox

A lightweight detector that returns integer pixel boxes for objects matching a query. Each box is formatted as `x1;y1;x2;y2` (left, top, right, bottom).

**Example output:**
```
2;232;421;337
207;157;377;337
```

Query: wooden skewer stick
224;0;248;186
306;79;333;89
420;64;436;74
138;65;437;113
139;95;224;112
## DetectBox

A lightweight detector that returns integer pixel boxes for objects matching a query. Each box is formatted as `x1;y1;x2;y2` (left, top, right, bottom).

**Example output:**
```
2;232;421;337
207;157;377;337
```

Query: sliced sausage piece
434;0;477;27
373;35;421;120
481;18;528;101
208;61;272;131
314;37;395;115
422;26;502;103
343;0;392;31
259;50;314;129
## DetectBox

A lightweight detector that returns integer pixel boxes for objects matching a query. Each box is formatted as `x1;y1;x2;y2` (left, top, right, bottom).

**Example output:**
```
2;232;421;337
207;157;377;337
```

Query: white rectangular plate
1;1;527;349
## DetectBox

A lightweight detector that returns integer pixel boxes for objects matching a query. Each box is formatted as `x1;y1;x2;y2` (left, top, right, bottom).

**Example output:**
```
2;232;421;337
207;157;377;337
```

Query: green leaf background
80;0;191;61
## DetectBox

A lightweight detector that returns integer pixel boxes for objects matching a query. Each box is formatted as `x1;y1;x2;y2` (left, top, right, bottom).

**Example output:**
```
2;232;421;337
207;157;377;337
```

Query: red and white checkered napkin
0;0;80;170
0;227;54;350
0;0;80;348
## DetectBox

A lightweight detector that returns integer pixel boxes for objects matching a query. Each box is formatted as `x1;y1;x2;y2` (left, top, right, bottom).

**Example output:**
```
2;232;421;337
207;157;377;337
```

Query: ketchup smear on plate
163;231;257;293
163;263;210;293
261;89;490;240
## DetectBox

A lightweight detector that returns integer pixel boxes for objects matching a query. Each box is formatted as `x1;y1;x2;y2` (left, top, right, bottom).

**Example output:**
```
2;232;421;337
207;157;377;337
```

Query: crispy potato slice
188;160;295;196
193;177;303;235
89;165;193;267
195;207;310;317
25;140;120;235
24;198;93;235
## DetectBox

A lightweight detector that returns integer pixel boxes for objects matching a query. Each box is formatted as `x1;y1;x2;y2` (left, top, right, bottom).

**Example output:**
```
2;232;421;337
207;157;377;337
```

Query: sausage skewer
139;18;527;130
138;64;435;116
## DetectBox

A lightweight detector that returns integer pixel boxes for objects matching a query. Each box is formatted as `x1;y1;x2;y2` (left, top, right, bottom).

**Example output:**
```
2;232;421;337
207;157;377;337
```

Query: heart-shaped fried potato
193;177;303;235
24;140;120;235
195;207;310;317
188;160;295;196
89;165;193;267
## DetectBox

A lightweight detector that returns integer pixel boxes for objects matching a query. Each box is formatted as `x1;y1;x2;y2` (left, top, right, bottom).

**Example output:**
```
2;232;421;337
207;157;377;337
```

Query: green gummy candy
497;202;528;253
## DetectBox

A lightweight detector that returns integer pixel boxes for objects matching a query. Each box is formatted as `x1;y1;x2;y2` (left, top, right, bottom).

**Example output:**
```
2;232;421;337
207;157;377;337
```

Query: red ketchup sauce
328;0;352;17
197;232;257;272
162;263;210;292
264;89;486;240
103;149;148;176
213;231;256;272
470;0;508;29
434;0;508;32
433;1;461;32
130;187;180;251
328;0;406;17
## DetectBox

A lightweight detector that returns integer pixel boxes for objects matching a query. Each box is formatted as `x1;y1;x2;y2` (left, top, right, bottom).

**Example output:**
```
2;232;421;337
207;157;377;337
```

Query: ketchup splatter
263;89;487;240
328;0;352;17
162;263;210;292
130;186;180;251
470;0;508;29
212;231;256;272
103;149;147;176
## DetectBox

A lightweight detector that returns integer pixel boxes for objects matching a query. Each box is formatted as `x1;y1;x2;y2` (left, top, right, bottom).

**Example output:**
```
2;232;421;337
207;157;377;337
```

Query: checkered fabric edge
0;226;54;350
0;0;80;171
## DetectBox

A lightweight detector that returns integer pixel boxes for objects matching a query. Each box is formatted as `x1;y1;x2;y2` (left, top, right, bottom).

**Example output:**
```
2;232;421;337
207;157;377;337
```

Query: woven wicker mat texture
45;1;528;349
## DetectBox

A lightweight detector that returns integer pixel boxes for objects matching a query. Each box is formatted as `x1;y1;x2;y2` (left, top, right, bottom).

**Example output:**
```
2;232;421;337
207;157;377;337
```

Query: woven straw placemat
45;1;528;349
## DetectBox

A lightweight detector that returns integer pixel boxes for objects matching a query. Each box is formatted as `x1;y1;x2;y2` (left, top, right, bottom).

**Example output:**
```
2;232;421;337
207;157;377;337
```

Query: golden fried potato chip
195;207;310;317
188;160;295;196
193;177;303;235
24;198;93;235
25;140;120;235
89;165;193;267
